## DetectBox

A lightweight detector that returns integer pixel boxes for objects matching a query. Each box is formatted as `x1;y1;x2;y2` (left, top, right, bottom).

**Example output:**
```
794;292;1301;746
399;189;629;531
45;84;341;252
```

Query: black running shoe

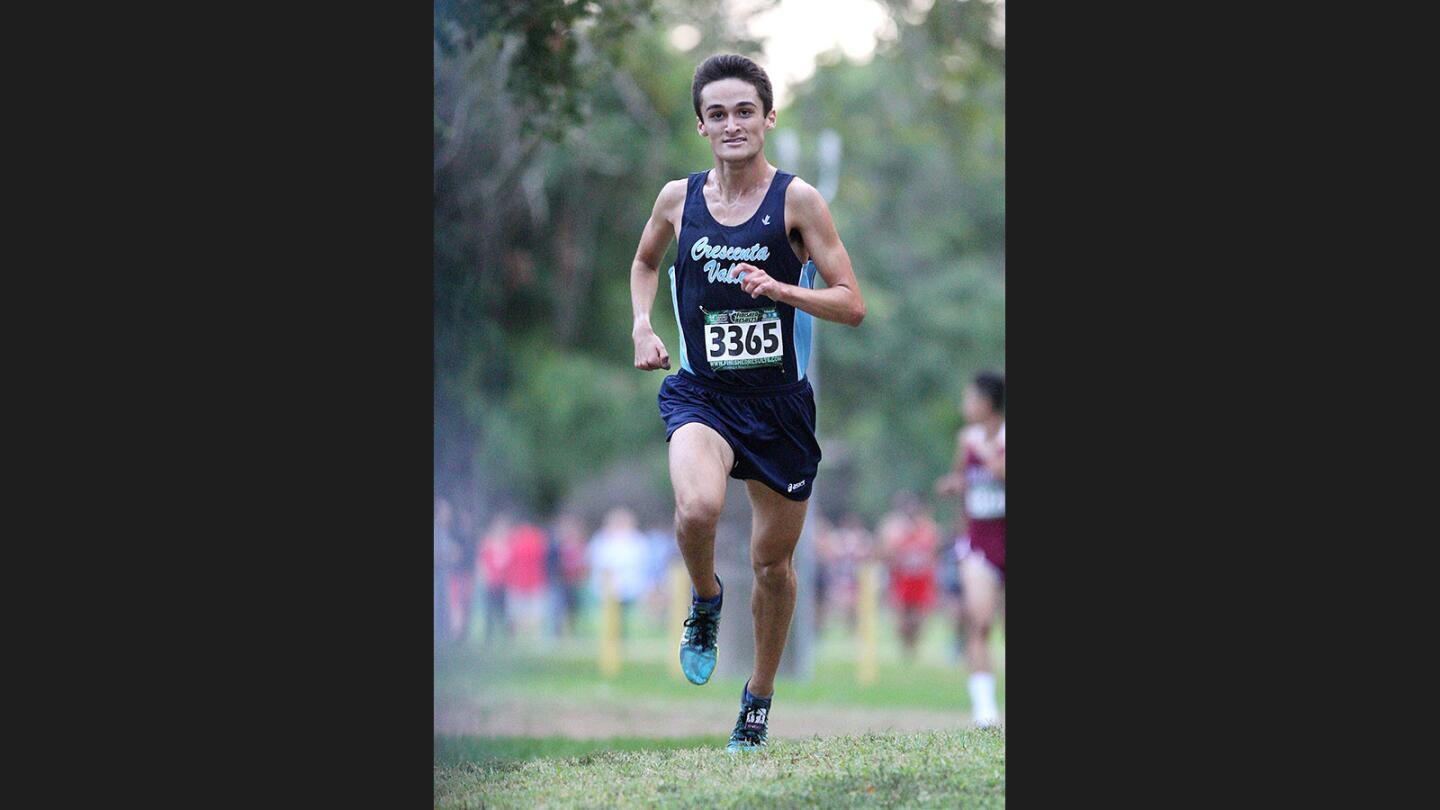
726;683;771;752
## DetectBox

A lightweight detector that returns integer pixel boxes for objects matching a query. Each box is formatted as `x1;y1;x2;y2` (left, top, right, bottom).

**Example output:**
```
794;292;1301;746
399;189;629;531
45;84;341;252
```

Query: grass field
437;606;1004;711
435;603;1004;805
434;729;1005;808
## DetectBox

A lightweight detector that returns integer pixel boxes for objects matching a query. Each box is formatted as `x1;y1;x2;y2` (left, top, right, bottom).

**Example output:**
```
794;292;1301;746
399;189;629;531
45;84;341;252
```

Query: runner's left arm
736;180;865;327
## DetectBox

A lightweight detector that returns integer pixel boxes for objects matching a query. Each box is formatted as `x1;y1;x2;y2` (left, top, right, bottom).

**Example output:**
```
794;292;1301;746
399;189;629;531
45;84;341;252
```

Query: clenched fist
633;329;671;371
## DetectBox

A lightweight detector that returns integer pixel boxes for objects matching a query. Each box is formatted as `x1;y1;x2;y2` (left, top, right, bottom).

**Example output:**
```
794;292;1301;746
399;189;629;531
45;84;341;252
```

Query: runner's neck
709;159;775;204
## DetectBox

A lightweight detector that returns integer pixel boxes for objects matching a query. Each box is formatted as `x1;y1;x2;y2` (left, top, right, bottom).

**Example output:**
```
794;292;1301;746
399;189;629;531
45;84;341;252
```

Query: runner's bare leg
744;479;809;697
668;422;734;600
960;554;1000;673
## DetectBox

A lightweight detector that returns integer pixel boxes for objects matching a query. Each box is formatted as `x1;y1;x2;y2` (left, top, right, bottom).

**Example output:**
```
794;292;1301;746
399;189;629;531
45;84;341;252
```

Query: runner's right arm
630;180;686;371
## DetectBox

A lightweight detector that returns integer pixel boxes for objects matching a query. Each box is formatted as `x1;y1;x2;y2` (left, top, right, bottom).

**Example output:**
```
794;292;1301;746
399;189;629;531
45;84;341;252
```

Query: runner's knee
965;602;994;633
674;491;723;536
752;557;795;590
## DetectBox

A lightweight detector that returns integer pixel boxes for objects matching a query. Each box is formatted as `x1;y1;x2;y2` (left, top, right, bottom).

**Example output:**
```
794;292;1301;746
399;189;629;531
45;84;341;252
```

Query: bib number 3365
704;307;783;370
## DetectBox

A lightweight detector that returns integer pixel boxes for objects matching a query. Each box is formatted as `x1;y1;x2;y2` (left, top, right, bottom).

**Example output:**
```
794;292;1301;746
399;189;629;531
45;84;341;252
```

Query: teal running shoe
726;683;771;752
679;590;721;685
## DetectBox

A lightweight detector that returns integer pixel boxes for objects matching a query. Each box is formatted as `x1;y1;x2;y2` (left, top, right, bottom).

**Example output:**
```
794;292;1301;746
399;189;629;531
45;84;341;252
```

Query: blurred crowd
435;490;967;660
812;490;966;662
433;498;680;646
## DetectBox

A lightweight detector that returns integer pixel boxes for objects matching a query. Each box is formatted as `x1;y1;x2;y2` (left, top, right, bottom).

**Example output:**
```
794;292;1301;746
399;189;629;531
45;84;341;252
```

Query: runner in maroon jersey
936;370;1005;727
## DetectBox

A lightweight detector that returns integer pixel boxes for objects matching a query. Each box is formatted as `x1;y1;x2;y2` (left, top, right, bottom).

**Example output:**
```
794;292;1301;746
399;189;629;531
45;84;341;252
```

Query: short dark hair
973;371;1005;413
692;54;773;120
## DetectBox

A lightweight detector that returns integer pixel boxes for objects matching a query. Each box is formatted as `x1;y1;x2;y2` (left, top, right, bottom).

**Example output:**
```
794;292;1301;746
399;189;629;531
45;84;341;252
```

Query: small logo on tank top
761;215;770;225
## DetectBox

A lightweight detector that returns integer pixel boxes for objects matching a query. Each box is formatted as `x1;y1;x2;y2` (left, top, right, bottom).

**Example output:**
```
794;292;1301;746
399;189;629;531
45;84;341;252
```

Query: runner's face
697;78;774;161
962;386;991;423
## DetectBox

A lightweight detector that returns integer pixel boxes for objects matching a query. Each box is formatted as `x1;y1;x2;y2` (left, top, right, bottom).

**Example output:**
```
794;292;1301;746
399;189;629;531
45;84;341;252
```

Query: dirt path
435;695;989;739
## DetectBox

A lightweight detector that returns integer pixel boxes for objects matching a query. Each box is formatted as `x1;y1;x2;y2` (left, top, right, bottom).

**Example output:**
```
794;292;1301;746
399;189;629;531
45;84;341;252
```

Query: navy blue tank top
668;169;818;389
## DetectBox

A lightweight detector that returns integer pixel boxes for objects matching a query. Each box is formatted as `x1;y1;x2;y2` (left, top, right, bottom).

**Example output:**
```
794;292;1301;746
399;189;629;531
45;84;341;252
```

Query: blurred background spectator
641;521;679;624
547;513;590;638
935;538;967;663
820;512;874;632
587;507;650;638
811;513;834;633
445;506;480;643
478;513;514;646
505;516;550;638
434;496;459;643
879;491;940;663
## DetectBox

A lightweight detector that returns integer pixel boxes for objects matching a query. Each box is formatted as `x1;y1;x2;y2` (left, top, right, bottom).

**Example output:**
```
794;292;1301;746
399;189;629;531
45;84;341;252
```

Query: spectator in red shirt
879;491;941;663
504;518;550;638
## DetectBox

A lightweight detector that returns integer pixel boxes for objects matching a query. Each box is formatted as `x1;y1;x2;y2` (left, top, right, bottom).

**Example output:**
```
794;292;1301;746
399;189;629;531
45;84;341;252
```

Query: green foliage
780;1;1006;521
435;0;659;139
504;343;665;507
434;0;1005;526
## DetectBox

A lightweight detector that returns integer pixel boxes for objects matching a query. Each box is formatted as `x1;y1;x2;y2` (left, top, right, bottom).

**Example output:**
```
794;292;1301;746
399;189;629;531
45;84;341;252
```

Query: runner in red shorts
936;370;1005;727
879;491;940;662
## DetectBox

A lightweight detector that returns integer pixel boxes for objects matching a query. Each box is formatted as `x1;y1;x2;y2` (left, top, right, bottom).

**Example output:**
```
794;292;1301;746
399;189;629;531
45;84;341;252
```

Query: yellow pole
599;569;621;677
669;561;691;676
857;561;879;685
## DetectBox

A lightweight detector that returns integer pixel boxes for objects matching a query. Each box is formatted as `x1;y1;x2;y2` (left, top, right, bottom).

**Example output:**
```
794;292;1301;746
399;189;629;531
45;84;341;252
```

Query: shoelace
683;606;718;649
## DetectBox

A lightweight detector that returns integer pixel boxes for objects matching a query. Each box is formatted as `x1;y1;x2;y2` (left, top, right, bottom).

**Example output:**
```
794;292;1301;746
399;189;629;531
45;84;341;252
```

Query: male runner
629;54;865;752
936;370;1006;727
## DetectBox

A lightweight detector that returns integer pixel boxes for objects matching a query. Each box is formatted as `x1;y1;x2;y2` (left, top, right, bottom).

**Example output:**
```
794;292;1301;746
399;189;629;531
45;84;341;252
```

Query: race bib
966;482;1005;520
704;307;783;370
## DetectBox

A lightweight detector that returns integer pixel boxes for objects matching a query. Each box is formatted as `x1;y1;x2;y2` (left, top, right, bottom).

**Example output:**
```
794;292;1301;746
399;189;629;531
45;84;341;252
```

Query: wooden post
857;561;879;685
599;569;621;677
669;560;691;676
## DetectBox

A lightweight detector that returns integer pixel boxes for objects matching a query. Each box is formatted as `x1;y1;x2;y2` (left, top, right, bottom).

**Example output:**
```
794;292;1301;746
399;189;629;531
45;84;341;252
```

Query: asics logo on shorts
787;480;806;492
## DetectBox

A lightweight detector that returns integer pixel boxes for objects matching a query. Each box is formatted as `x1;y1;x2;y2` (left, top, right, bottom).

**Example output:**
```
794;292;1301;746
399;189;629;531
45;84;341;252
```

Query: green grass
436;648;1000;713
436;606;1005;805
435;735;725;765
434;729;1005;808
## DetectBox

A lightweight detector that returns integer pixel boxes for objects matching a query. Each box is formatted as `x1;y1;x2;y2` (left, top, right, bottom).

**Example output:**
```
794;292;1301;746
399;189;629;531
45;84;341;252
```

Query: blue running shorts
658;370;822;502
